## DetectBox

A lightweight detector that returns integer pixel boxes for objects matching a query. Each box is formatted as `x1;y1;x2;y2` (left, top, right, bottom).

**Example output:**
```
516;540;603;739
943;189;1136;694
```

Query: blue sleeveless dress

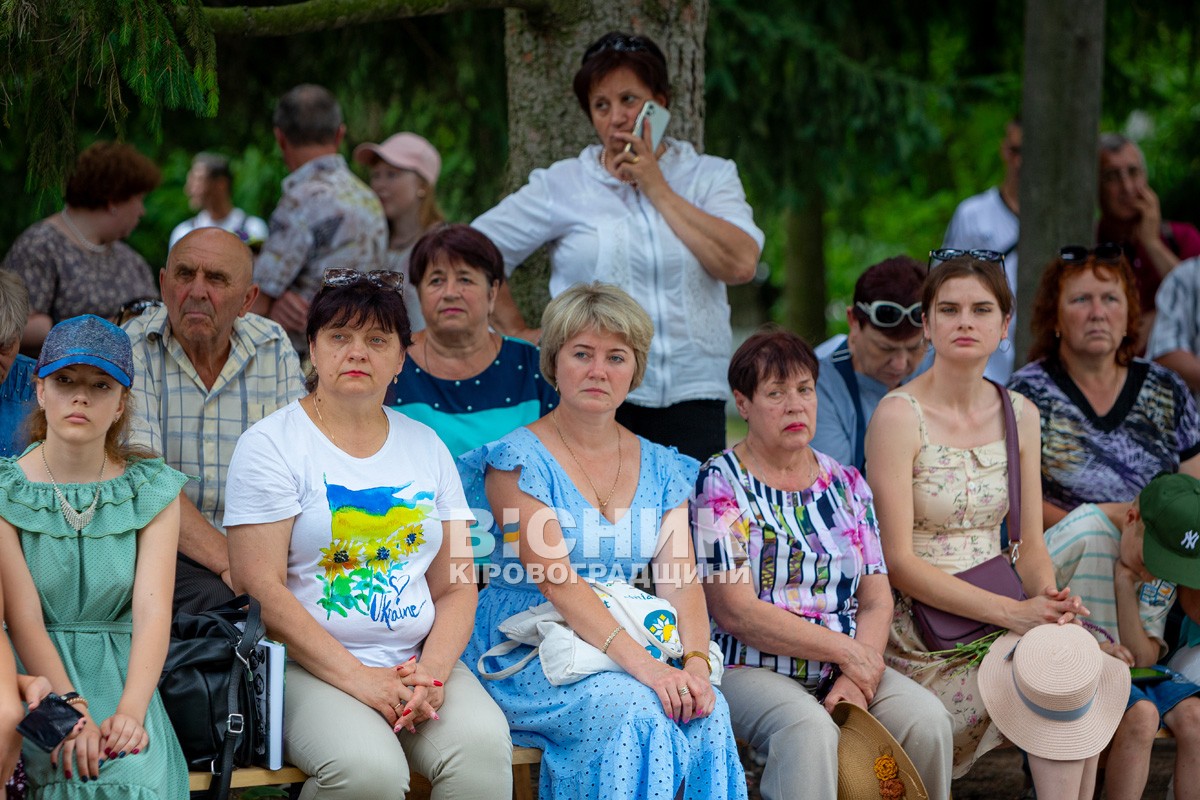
459;427;746;800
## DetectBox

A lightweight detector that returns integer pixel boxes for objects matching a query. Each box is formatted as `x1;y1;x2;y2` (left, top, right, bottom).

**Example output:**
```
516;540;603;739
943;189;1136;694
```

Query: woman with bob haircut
473;30;764;461
461;282;746;800
2;142;160;353
867;255;1126;798
224;270;512;799
385;224;556;459
692;326;953;800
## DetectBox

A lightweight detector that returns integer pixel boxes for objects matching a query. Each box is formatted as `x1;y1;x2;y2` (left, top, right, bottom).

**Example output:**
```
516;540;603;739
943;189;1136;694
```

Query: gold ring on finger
677;685;690;697
631;155;641;164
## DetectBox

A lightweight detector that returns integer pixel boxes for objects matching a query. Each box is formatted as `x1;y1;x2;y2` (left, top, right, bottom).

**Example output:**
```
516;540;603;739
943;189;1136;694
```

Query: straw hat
979;623;1130;760
833;702;928;800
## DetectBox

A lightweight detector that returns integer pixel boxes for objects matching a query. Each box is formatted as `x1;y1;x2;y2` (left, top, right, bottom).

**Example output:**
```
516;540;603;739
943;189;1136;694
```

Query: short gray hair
0;271;29;346
273;84;342;146
539;283;653;391
1099;132;1144;166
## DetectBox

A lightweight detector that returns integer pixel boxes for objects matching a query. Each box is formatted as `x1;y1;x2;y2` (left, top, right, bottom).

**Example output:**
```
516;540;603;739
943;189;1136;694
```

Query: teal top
0;453;189;799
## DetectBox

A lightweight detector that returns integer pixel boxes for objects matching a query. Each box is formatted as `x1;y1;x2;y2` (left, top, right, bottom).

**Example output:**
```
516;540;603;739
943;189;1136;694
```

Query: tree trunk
782;191;826;344
500;0;709;321
1015;0;1105;367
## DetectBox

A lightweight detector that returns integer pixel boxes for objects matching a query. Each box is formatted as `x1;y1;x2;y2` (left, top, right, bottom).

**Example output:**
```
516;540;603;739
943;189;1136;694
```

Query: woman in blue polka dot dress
461;283;747;800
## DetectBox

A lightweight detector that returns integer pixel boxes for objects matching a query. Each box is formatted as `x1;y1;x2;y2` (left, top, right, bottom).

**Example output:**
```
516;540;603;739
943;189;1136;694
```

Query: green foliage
0;0;218;192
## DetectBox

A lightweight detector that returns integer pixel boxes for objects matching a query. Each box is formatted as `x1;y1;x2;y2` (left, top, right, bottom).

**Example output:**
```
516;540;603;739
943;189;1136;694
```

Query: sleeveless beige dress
883;389;1022;777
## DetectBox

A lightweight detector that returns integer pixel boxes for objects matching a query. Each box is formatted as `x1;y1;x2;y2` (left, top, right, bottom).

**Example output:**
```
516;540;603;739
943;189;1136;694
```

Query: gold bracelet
61;693;88;708
682;650;712;674
600;625;624;654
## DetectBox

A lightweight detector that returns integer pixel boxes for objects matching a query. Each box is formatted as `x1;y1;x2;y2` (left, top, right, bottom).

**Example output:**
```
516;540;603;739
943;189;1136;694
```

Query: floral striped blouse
690;447;887;687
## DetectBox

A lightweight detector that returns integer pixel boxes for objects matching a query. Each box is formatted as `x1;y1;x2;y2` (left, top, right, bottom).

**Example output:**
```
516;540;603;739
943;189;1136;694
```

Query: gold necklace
422;332;500;379
740;439;817;489
313;395;339;445
552;411;623;511
41;445;108;532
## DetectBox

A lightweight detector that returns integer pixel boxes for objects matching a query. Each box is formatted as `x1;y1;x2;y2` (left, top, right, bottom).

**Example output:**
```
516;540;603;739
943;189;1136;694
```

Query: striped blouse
690;447;886;687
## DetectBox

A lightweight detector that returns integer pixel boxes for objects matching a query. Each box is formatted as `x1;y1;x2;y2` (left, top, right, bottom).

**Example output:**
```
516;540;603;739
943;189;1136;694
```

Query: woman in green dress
0;314;188;798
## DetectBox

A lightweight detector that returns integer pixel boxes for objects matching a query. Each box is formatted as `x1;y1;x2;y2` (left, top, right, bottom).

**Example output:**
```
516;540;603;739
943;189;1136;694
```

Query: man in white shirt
941;118;1021;382
169;152;268;251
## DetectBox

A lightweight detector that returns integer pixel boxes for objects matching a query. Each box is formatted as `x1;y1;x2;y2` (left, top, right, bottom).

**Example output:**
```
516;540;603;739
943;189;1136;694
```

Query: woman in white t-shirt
223;270;512;799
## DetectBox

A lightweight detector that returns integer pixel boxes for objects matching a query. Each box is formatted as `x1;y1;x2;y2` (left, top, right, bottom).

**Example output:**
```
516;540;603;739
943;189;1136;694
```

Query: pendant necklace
552;410;623;511
41;445;107;532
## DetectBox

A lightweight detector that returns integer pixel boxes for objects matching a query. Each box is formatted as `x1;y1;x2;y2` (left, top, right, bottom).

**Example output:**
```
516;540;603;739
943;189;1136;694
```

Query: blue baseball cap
35;314;133;387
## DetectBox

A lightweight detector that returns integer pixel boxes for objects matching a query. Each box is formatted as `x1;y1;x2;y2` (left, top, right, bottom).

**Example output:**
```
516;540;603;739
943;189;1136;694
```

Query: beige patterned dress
883;390;1021;777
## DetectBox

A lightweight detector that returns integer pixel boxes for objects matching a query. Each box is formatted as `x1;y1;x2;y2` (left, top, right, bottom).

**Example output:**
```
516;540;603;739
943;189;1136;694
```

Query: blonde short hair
539;283;653;390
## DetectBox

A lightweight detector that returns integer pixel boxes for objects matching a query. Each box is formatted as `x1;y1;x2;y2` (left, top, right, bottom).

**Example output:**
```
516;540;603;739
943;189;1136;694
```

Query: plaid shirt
124;305;305;529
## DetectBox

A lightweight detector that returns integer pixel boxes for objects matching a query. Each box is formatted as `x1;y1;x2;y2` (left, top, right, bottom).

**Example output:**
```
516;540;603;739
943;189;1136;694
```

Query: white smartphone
624;100;671;154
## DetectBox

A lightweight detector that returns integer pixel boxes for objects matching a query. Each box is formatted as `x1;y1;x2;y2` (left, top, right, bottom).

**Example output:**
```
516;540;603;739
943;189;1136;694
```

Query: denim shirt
0;354;37;457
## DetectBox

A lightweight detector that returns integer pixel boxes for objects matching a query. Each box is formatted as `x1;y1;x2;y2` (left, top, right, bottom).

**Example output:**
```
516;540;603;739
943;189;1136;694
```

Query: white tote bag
477;579;723;687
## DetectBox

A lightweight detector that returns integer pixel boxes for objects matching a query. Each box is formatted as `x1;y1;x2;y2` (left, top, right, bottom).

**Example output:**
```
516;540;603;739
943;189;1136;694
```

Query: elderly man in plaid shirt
125;227;304;614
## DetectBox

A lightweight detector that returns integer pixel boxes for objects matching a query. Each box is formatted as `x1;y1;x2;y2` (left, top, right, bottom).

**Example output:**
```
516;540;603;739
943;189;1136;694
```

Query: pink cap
353;133;441;187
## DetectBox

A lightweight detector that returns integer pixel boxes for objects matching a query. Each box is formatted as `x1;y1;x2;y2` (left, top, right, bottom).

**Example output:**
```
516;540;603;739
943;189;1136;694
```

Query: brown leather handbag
909;380;1027;650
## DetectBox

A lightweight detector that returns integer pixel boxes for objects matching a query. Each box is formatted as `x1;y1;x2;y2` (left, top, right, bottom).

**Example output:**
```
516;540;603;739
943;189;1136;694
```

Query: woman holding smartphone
473;30;764;461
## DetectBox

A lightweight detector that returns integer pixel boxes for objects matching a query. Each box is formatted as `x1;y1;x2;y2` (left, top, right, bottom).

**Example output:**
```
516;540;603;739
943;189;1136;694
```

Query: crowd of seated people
3;27;1200;800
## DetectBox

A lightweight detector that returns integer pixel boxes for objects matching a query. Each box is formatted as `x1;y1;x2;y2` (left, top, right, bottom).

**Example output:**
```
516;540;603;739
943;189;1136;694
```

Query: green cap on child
1141;473;1200;589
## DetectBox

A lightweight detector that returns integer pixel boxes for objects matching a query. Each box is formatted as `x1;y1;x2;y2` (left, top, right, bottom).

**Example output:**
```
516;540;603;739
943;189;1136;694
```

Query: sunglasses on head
582;33;654;63
855;300;922;329
927;248;1006;270
322;269;405;292
1059;243;1123;263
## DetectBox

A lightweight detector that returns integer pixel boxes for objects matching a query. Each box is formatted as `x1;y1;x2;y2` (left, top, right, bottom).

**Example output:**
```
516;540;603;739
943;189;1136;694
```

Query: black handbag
158;594;264;800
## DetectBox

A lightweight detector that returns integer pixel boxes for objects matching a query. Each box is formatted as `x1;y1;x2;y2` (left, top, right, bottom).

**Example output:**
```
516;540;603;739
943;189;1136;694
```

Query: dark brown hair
572;32;670;119
64;142;161;209
851;256;926;341
1028;253;1140;366
728;326;819;398
409;224;505;288
304;280;412;391
922;256;1013;318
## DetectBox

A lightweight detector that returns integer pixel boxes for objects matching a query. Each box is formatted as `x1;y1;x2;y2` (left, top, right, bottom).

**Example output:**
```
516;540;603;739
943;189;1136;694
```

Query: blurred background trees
0;0;1195;345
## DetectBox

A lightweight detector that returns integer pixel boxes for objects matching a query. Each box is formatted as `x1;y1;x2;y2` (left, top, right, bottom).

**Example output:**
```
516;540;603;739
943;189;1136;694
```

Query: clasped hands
356;656;445;735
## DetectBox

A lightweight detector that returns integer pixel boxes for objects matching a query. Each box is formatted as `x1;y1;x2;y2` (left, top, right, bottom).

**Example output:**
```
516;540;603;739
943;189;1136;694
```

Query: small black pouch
17;694;83;752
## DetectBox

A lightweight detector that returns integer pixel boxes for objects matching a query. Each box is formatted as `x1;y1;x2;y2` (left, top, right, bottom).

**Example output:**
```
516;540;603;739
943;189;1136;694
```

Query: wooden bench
187;746;543;799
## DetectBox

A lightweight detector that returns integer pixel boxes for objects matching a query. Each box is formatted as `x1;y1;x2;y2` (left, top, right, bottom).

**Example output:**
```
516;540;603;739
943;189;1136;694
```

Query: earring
1054;330;1061;339
999;339;1012;353
393;374;399;385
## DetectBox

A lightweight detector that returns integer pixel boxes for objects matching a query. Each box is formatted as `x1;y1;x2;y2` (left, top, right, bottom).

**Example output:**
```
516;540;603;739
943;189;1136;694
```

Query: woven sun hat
35;314;133;387
353;132;441;187
832;702;929;800
979;623;1130;760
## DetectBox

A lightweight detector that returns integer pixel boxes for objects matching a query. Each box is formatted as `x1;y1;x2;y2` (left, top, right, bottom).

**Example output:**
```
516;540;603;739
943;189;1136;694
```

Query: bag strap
988;380;1021;550
477;640;541;680
204;596;262;800
831;341;866;469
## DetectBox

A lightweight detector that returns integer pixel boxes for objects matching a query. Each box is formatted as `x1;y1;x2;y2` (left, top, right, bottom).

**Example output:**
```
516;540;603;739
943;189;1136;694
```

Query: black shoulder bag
159;594;264;800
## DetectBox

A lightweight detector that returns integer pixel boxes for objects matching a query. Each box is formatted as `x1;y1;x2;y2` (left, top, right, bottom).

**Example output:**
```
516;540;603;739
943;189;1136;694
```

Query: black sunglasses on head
927;248;1006;270
322;269;405;292
582;33;657;63
1059;243;1123;263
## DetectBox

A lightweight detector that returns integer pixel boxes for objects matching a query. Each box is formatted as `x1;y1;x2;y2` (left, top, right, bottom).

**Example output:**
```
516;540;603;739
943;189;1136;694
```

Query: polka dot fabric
459;428;747;799
0;455;189;798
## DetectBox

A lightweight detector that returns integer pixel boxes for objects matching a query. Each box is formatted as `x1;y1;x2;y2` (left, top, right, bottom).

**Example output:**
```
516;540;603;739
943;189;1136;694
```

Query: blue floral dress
459;427;747;800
